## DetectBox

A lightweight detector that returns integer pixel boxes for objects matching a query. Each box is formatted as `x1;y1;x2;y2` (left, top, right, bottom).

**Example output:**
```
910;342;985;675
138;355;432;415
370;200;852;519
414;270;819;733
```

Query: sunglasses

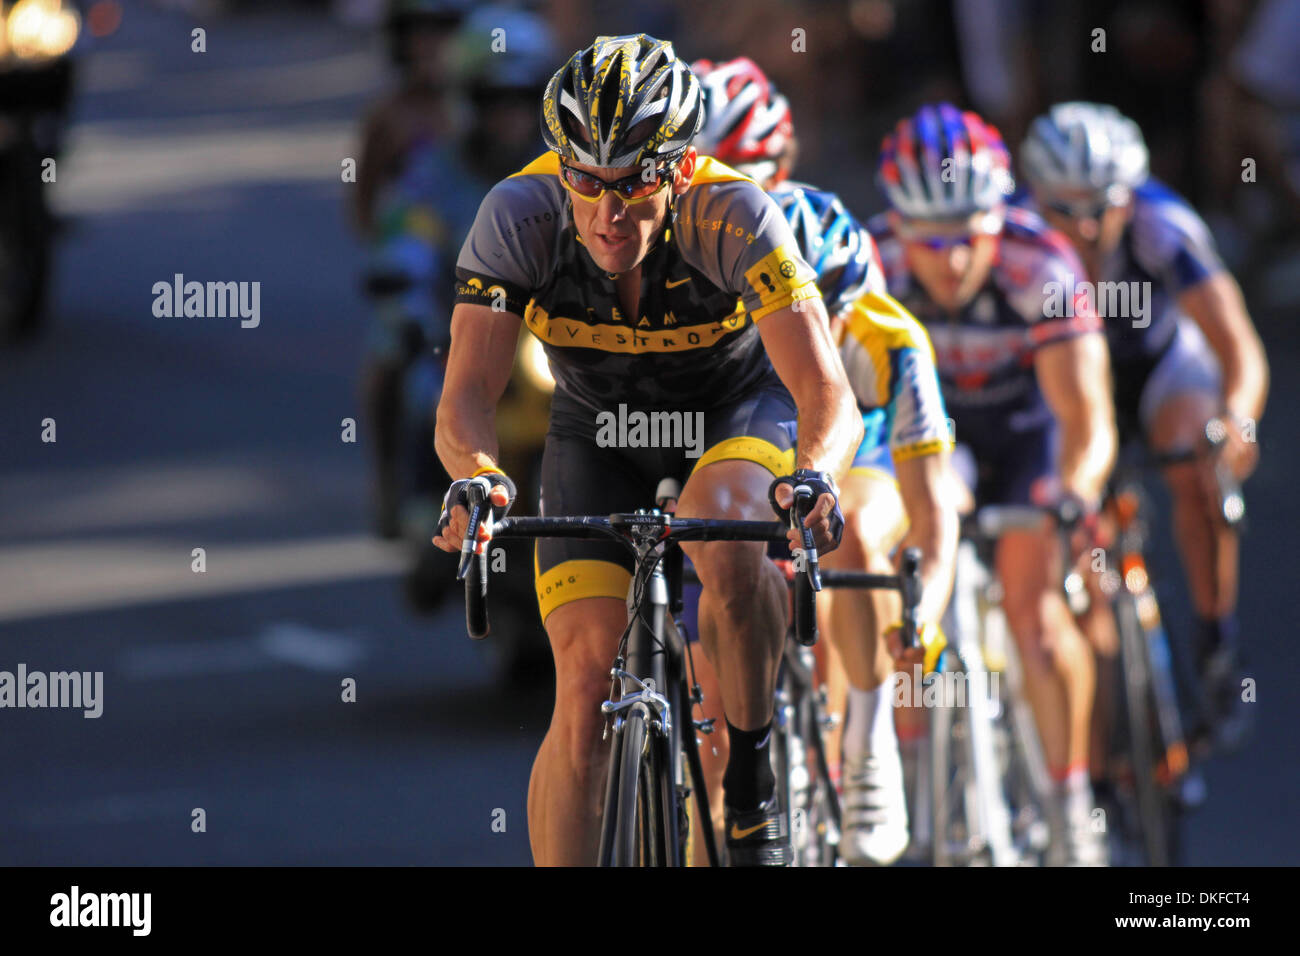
895;209;1003;251
559;161;677;205
1042;197;1112;220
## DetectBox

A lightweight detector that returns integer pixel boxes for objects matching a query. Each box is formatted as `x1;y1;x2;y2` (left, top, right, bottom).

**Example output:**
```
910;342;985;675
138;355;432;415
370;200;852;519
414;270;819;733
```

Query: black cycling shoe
1198;647;1255;754
724;796;791;867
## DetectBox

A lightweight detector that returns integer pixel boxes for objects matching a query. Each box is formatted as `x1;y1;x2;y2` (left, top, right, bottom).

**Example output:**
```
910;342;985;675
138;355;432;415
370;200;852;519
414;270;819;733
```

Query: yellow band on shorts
892;438;953;463
847;465;899;486
534;552;632;623
689;436;795;479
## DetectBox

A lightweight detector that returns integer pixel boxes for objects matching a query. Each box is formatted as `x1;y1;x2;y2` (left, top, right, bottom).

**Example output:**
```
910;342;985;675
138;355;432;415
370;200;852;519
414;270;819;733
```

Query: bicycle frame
926;507;1060;867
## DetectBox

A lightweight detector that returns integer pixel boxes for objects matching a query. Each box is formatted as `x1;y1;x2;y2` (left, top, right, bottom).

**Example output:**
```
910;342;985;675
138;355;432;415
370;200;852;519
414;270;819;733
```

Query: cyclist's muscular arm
895;451;958;629
1035;332;1117;506
758;297;863;478
1179;272;1269;425
434;303;522;480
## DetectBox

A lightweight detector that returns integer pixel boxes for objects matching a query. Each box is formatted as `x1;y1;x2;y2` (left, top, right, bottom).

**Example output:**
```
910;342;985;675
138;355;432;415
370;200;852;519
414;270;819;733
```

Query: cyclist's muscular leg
677;460;786;787
1077;556;1119;780
824;473;907;691
997;529;1095;779
527;597;628;866
826;473;912;866
1148;391;1238;620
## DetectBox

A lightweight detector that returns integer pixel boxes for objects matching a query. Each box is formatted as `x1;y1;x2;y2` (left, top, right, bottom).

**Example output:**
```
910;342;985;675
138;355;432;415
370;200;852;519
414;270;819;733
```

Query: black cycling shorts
533;383;798;622
950;410;1061;509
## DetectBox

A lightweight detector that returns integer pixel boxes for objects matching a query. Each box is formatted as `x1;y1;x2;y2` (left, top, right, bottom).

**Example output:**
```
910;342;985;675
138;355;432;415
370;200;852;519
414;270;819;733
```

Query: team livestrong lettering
675;211;757;244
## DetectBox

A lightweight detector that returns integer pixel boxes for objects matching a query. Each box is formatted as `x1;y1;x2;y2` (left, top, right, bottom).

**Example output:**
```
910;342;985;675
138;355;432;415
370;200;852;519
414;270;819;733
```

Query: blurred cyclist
691;56;797;191
776;186;958;865
354;3;557;540
1019;102;1270;751
354;0;468;239
872;103;1117;865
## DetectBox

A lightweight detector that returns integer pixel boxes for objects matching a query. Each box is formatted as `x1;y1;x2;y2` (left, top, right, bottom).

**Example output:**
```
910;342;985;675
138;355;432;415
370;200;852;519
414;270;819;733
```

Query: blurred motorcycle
0;0;79;344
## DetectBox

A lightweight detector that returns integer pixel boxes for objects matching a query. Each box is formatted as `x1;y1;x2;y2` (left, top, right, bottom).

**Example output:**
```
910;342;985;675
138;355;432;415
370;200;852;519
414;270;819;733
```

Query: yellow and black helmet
541;34;704;169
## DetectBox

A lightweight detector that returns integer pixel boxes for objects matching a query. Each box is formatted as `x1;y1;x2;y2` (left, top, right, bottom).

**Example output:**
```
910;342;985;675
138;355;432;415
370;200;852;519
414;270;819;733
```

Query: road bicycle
458;476;836;866
919;505;1064;867
1097;422;1242;866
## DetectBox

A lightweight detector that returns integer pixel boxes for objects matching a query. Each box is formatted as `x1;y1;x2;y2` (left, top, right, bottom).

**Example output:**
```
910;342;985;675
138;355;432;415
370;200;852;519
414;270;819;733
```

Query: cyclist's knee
688;539;769;599
1162;457;1213;511
545;599;625;747
1001;583;1057;668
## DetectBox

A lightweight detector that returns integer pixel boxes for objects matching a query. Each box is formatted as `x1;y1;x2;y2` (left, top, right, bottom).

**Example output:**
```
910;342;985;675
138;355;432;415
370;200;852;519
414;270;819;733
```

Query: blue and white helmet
771;182;885;317
1020;101;1149;198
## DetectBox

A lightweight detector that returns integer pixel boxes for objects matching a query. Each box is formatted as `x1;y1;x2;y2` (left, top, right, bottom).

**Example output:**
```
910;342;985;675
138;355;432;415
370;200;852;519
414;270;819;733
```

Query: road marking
120;622;366;680
258;622;365;671
0;535;404;624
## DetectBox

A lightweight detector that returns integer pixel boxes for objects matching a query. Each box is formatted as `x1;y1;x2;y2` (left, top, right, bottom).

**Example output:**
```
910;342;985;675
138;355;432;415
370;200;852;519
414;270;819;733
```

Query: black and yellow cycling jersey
454;152;821;620
454;152;819;413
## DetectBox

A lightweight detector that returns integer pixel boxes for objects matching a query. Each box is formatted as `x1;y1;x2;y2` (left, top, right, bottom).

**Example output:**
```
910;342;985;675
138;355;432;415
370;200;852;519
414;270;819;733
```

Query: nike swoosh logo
754;729;772;750
729;820;770;840
665;277;692;288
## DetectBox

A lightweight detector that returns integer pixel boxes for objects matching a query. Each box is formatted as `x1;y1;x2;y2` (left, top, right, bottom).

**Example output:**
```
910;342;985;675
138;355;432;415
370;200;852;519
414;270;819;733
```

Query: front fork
597;560;680;864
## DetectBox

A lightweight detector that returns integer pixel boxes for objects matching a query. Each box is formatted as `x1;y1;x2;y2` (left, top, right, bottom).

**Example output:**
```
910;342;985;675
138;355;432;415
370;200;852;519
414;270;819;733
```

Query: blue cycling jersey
1013;178;1225;368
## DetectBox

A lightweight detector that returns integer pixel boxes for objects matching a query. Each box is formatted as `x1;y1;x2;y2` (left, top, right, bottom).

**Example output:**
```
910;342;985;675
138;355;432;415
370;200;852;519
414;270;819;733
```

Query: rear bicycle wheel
929;655;972;865
997;652;1053;866
799;689;841;866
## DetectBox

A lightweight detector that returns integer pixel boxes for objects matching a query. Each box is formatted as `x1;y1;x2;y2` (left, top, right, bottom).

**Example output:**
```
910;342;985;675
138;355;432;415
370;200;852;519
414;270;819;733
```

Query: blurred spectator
1201;0;1300;269
352;0;467;236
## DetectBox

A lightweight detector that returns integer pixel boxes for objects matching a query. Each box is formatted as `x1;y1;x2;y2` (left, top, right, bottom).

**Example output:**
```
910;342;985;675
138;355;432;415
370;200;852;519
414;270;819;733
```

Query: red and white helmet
691;57;794;184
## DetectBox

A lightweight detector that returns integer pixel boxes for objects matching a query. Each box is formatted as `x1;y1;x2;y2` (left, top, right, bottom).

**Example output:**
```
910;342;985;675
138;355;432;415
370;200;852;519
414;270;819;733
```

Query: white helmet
1020;101;1149;198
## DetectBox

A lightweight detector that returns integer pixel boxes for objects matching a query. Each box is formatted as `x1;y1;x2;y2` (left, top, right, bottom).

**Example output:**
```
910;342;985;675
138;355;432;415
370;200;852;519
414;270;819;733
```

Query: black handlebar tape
463;482;490;639
791;486;819;646
899;547;922;651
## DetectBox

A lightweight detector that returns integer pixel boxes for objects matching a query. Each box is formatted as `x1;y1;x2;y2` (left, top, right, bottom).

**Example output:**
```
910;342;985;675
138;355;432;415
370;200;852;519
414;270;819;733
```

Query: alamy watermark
595;404;705;459
151;273;260;328
890;664;1000;708
0;664;102;718
1043;272;1151;329
50;886;150;936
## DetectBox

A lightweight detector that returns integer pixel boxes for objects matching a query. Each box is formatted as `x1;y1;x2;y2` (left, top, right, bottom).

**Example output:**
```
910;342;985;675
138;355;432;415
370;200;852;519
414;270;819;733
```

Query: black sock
723;719;775;814
1196;614;1240;661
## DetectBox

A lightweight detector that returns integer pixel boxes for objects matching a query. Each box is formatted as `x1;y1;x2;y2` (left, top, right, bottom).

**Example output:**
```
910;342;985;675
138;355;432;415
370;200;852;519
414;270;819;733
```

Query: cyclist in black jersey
431;35;862;866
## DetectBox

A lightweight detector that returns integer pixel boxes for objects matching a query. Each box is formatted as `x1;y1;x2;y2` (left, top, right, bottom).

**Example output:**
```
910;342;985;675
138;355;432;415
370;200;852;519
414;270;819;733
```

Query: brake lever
792;484;822;592
456;477;494;581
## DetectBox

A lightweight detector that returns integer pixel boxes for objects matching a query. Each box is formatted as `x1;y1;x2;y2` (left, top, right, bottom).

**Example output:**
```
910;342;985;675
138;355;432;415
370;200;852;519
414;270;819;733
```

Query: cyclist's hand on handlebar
769;470;845;554
1214;415;1259;482
432;472;516;553
885;620;945;675
1055;490;1101;562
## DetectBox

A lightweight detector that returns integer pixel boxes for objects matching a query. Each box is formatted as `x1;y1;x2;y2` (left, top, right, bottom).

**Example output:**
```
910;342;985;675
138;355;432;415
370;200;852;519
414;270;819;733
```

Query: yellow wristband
470;466;505;480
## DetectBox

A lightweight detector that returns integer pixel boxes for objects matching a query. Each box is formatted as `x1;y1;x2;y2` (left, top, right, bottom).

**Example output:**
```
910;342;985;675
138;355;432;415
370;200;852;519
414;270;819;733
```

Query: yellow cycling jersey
837;291;954;463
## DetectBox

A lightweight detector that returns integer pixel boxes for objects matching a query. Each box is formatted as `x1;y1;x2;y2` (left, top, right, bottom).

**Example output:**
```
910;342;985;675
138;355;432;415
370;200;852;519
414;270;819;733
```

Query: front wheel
611;709;650;866
1114;592;1175;866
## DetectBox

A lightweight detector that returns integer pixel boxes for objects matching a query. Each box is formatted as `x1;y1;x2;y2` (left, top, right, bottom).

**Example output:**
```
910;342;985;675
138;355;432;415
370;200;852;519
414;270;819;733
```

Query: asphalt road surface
1;2;1296;866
